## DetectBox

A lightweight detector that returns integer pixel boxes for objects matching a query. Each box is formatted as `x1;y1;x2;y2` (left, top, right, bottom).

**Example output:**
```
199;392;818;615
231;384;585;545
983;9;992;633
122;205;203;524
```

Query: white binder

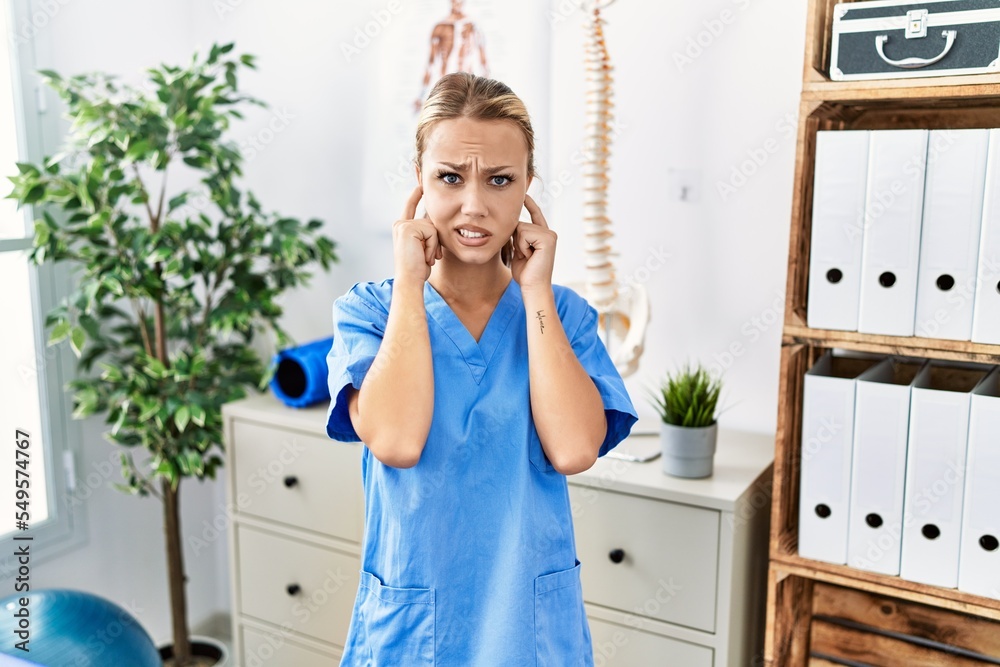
972;129;1000;345
899;361;990;588
846;357;926;575
913;129;989;341
799;351;881;565
858;129;929;337
958;366;1000;600
807;130;870;331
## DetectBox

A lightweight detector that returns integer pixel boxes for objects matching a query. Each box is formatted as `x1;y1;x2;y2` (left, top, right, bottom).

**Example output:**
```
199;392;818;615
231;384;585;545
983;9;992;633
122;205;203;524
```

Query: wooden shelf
767;3;1000;662
802;71;1000;103
781;326;1000;365
780;97;1000;345
807;97;1000;130
767;571;1000;666
769;554;1000;622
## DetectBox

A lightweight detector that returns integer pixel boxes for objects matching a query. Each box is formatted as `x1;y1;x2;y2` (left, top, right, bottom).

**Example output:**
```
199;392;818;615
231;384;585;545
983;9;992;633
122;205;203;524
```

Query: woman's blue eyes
436;172;512;187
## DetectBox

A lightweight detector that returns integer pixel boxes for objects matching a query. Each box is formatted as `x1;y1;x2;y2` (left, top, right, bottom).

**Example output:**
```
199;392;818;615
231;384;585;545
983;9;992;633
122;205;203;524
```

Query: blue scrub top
325;277;638;667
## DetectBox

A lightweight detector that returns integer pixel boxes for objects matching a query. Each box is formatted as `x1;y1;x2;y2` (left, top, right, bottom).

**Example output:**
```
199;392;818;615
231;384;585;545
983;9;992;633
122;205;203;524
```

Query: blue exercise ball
0;589;161;667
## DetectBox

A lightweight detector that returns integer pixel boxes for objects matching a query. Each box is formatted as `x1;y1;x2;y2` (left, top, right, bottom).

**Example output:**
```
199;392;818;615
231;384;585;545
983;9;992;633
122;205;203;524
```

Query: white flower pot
660;421;718;478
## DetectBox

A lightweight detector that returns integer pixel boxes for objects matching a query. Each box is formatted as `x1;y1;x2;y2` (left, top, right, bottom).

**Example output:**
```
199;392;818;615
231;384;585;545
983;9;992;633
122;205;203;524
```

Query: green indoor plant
649;361;726;478
7;42;337;666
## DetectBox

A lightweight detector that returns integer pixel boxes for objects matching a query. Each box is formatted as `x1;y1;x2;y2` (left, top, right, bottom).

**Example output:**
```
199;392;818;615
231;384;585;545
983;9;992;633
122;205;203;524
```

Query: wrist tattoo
535;309;546;334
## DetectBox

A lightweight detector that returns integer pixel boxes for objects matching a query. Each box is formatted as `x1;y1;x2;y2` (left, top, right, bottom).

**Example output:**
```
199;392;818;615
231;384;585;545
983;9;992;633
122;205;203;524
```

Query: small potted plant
649;361;726;478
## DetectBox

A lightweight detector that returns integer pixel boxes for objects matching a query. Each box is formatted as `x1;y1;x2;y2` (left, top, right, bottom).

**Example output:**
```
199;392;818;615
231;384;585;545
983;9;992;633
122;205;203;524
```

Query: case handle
875;30;957;69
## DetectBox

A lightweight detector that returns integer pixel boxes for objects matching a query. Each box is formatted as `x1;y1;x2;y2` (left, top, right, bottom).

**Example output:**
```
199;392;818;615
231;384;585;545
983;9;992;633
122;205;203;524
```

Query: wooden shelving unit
765;1;1000;665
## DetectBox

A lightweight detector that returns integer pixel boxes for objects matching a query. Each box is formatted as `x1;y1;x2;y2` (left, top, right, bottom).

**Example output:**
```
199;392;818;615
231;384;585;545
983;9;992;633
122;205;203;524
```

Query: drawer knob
286;583;301;596
608;548;625;564
283;475;299;488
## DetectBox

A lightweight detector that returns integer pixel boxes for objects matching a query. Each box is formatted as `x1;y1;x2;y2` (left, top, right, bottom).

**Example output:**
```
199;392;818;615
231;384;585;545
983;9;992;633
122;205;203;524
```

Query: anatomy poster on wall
358;0;551;231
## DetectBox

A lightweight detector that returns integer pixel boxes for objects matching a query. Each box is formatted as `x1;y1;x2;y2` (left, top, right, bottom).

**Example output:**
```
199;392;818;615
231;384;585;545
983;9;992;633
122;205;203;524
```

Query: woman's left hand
510;194;557;292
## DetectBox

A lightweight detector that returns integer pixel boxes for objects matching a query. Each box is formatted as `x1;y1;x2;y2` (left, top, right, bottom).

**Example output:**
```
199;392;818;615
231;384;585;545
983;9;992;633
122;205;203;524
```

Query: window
0;0;87;574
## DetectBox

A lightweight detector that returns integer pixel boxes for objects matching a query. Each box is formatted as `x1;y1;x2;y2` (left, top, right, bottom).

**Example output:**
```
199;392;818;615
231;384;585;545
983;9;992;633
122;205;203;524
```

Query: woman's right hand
393;185;442;285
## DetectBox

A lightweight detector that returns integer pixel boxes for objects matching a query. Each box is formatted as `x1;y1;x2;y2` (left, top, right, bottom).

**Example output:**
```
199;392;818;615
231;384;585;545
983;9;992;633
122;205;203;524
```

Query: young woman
326;72;637;666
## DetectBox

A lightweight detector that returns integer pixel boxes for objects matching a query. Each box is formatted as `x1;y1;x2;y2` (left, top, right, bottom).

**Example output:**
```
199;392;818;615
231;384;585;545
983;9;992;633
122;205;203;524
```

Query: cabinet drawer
236;524;359;647
570;484;720;633
233;420;363;542
241;624;340;666
589;616;713;667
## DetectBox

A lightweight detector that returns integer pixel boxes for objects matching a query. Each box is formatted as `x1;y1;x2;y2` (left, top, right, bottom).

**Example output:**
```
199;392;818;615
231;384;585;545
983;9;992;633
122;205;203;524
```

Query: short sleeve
325;286;388;442
569;299;639;457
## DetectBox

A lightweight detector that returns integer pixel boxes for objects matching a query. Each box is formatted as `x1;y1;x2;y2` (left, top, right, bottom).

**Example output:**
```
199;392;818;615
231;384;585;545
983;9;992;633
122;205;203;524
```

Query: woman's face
417;117;532;265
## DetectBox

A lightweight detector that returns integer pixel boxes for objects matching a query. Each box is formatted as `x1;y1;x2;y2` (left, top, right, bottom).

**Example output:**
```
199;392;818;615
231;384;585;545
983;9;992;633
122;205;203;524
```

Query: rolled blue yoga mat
269;336;334;407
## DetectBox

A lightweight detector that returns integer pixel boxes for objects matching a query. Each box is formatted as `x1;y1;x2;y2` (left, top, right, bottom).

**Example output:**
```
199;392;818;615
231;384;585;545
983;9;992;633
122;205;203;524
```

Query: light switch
667;168;702;203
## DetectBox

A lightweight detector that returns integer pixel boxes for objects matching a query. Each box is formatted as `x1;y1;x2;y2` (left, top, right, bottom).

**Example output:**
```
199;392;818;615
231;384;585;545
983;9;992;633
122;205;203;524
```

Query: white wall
549;0;806;430
187;0;394;344
5;0;807;643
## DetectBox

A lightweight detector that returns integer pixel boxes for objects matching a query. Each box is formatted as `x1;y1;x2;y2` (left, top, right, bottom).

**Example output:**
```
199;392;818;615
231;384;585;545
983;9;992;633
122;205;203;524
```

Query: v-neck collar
423;277;521;385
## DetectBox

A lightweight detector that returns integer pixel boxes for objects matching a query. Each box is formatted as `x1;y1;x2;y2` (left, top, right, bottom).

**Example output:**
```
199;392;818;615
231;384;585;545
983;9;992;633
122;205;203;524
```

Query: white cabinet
568;431;774;667
241;624;343;667
231;420;363;540
224;393;773;666
224;394;364;665
571;485;721;632
588;616;714;667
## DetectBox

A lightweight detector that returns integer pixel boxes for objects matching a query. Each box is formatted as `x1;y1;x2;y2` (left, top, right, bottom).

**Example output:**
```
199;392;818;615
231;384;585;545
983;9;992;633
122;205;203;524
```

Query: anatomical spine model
579;0;648;377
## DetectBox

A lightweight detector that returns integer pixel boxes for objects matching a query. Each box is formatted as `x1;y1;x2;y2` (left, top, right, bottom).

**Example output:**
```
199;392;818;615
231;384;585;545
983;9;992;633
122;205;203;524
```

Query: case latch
906;9;928;39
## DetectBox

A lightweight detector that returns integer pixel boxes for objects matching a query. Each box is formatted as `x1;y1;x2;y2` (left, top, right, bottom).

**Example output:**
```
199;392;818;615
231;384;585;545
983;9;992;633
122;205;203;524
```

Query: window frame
0;0;89;576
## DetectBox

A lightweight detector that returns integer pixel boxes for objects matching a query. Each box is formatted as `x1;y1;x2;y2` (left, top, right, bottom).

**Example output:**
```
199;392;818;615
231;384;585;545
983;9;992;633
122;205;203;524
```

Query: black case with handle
831;0;1000;81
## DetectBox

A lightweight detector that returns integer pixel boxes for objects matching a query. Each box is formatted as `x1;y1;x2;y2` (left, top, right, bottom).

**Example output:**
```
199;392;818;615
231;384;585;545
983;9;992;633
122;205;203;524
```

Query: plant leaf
69;327;86;357
49;320;71;346
175;405;190;432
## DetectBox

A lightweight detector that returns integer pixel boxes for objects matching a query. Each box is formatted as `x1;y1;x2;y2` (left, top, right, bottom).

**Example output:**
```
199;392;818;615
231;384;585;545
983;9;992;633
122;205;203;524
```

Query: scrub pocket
358;569;436;666
528;430;557;474
534;559;592;666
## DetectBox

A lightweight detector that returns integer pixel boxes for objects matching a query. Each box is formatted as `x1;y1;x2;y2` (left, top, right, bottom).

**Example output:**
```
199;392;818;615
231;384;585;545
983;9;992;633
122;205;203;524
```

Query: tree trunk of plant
163;476;192;665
